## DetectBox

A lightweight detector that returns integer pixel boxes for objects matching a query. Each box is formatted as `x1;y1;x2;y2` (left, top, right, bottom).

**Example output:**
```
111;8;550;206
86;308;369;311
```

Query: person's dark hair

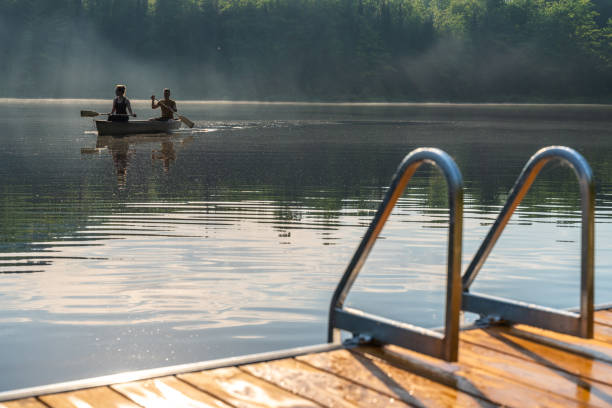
115;84;126;96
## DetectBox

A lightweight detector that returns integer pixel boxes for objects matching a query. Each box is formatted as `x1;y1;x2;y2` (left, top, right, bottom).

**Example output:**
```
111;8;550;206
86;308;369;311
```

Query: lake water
1;99;611;391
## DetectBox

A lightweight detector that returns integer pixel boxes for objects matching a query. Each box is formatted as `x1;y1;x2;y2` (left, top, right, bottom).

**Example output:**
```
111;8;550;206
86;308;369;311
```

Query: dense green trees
0;0;610;101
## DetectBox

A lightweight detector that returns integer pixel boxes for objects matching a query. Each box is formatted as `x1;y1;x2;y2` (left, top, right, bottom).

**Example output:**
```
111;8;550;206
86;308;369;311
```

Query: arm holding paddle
80;110;130;117
151;95;176;113
150;94;194;128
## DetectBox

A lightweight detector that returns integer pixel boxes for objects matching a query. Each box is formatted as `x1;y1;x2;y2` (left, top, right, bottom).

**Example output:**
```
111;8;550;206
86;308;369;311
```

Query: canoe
95;119;181;136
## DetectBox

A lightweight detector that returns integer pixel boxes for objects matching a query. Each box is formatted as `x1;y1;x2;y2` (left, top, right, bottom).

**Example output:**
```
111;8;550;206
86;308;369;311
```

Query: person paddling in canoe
109;84;136;122
151;88;177;121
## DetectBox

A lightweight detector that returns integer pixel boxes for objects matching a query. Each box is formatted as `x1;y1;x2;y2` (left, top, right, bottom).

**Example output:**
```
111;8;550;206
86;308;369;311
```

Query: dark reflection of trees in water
1;111;612;253
89;124;611;220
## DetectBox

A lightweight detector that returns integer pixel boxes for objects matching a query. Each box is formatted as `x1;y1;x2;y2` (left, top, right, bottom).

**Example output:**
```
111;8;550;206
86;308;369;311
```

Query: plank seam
456;342;612;406
351;347;496;405
461;328;612;386
293;356;425;406
232;367;326;407
458;336;612;387
294;351;489;408
595;320;612;329
106;385;147;408
289;357;412;407
172;374;240;408
235;363;326;408
353;346;587;407
34;397;53;408
595;314;612;329
508;327;612;364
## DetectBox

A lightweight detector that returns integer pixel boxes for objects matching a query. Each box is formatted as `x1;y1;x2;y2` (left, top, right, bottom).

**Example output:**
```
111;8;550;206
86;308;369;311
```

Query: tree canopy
0;0;610;101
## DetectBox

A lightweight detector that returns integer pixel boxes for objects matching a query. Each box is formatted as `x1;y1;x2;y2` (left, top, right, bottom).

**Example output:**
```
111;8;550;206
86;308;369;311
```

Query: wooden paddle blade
80;110;100;117
178;115;195;128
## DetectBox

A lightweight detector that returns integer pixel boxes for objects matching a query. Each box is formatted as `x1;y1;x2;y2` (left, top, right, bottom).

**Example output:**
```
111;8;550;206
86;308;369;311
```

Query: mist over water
1;0;611;101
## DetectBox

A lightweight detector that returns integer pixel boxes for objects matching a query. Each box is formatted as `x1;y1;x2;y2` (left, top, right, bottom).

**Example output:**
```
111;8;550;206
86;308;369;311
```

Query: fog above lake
1;0;611;101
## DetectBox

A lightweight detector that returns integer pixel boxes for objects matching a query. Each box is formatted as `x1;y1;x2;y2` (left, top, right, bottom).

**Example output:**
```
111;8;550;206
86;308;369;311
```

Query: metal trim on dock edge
0;342;341;402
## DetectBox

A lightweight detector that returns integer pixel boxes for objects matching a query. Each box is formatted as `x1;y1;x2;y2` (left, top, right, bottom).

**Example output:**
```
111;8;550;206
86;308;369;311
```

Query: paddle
81;110;109;117
155;100;195;128
80;110;132;118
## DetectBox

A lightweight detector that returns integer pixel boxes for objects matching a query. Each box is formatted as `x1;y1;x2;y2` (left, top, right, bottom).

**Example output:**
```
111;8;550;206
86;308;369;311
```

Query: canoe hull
95;120;182;136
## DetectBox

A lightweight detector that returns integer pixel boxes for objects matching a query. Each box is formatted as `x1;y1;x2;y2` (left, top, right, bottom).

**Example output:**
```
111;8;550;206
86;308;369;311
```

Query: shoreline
1;98;612;108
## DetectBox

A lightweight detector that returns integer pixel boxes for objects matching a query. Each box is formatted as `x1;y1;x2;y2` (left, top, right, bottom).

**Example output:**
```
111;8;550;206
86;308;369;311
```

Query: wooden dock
2;307;612;407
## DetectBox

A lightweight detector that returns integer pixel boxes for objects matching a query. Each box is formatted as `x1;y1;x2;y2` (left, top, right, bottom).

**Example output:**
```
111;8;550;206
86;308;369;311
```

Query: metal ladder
327;146;595;362
461;146;595;338
327;148;464;362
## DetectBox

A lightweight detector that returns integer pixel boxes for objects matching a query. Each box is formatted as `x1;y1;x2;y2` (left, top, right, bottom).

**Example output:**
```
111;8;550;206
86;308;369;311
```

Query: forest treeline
1;0;611;101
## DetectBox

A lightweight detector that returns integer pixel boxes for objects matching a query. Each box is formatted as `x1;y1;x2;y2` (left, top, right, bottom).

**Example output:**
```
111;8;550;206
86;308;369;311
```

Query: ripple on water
1;101;612;391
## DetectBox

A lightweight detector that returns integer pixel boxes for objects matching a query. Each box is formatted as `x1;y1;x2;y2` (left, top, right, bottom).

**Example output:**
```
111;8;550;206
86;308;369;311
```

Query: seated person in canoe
109;84;136;122
151;88;177;121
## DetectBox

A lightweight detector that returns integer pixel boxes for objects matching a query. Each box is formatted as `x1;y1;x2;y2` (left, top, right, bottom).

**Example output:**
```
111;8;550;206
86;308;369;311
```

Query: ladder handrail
461;146;595;338
328;147;463;361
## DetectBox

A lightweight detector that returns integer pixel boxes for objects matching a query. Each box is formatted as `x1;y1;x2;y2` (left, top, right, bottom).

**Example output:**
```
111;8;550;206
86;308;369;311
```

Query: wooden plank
359;344;588;408
241;357;411;408
179;366;322;408
595;324;612;343
0;398;47;408
461;327;612;386
39;386;139;408
111;376;230;408
595;311;612;328
297;349;496;408
457;341;612;407
510;324;612;363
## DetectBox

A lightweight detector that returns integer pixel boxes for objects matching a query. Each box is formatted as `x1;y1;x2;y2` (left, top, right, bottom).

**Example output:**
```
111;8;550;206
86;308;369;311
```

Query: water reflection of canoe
95;119;181;136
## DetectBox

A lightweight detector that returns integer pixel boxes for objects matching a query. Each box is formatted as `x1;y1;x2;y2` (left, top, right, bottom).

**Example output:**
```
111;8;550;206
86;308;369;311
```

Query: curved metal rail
462;146;595;338
328;148;463;362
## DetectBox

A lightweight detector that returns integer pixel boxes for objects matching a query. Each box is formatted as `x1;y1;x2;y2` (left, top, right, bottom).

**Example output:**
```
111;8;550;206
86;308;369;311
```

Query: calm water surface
1;99;611;390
